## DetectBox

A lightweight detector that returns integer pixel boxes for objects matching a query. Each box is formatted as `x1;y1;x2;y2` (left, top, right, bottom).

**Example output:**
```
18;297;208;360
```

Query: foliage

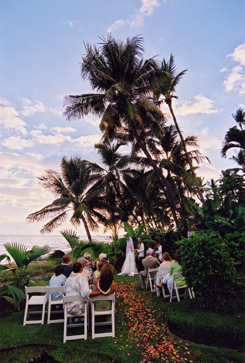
179;231;245;314
0;243;49;311
194;171;245;236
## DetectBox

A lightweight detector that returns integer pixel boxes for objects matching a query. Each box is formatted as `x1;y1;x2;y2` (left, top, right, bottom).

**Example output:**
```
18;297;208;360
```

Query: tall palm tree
153;55;205;203
86;140;139;237
27;157;105;241
64;35;187;235
221;108;245;156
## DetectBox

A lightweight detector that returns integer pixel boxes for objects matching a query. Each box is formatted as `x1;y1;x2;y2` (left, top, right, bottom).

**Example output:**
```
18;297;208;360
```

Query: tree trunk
166;98;205;204
136;136;186;237
80;214;92;242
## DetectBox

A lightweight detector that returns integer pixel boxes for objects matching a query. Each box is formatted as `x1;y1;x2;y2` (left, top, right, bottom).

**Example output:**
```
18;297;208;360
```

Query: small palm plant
0;244;49;311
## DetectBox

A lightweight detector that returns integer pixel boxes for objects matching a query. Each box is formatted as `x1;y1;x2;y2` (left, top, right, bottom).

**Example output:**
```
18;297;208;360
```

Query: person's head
77;257;88;267
72;262;83;273
99;263;114;292
98;260;106;271
63;254;71;264
55;265;64;276
146;248;153;256
162;252;171;262
138;237;142;243
83;252;91;260
174;249;181;264
99;253;107;261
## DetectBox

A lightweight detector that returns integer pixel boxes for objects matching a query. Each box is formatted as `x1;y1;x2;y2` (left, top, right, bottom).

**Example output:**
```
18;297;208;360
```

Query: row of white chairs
23;286;115;342
146;267;195;302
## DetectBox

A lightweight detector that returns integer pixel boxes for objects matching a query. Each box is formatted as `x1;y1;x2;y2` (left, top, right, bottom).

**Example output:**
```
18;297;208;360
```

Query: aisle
116;281;199;363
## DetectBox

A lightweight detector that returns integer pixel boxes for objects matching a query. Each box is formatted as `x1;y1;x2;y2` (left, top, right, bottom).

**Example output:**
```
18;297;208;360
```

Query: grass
0;272;244;362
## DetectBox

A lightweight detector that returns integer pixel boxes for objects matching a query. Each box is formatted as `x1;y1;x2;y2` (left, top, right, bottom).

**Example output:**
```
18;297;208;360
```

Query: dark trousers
137;257;144;272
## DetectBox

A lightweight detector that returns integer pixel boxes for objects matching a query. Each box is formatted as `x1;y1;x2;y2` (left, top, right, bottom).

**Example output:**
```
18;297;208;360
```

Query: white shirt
156;245;162;260
137;242;144;258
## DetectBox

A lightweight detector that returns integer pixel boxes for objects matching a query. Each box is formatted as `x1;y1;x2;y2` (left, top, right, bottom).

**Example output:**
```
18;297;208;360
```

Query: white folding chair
23;286;47;325
63;295;88;343
161;283;170;299
170;273;193;302
90;293;115;339
146;268;159;292
46;286;65;324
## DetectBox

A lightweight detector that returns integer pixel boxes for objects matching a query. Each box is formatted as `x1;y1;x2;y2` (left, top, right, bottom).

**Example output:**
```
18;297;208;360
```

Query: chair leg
175;285;180;302
63;309;67;343
47;301;51;324
23;303;28;326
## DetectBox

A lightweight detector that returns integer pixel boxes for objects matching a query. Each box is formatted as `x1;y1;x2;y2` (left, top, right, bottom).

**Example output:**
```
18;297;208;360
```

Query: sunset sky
0;0;244;235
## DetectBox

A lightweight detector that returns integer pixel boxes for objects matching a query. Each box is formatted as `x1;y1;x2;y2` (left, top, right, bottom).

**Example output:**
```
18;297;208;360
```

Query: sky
0;0;244;236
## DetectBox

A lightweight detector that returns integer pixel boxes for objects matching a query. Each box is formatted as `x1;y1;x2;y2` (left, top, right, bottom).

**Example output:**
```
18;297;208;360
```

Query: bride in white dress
118;237;138;276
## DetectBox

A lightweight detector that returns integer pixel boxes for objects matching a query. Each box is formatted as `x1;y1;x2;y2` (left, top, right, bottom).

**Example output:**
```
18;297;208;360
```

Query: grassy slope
0;275;244;363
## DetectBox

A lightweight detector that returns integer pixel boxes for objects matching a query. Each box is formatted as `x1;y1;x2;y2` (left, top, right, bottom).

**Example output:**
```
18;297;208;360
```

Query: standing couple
118;237;144;276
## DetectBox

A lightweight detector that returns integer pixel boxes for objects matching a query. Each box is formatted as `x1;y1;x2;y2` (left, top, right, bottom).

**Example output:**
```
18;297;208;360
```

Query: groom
135;237;144;272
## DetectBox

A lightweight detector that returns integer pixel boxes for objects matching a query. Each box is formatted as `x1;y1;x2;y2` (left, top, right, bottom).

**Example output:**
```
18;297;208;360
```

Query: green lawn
0;275;244;363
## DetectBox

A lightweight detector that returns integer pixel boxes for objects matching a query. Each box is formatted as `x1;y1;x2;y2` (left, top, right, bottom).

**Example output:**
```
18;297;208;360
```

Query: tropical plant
60;229;113;262
27;157;106;241
63;35;193;236
1;243;49;288
153;55;205;203
221;108;245;172
179;231;245;313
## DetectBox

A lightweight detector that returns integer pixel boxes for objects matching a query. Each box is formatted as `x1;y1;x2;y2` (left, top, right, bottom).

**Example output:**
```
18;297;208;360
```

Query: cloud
0;98;27;135
194;127;222;154
228;42;245;66
223;43;245;94
73;134;101;147
52;126;76;134
83;117;100;127
2;136;34;150
175;95;218;116
64;20;79;28
223;66;245;94
20;98;47;117
108;0;161;32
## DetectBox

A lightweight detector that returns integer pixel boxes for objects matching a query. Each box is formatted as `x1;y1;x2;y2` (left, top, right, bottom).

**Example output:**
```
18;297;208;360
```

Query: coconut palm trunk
165;97;205;204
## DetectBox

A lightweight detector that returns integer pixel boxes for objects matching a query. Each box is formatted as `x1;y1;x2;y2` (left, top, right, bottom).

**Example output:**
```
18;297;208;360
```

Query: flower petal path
116;281;201;363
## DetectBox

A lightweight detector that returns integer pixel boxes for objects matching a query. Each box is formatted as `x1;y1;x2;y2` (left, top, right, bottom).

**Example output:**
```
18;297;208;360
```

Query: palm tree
153;55;205;203
221;108;245;157
88;140;140;235
27;157;105;241
64;35;187;235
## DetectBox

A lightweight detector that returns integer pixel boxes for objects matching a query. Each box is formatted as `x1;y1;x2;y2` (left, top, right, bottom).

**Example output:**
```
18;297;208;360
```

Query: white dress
118;237;138;276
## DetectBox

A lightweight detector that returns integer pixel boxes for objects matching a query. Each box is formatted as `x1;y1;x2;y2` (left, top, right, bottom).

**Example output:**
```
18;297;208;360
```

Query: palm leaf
60;230;80;249
4;243;27;267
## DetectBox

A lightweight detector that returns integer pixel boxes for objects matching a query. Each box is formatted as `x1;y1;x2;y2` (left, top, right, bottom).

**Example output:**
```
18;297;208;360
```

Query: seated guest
64;261;101;315
61;254;72;278
49;265;66;300
77;257;91;281
93;259;106;282
99;252;107;261
139;248;160;289
93;262;117;314
155;252;171;296
83;252;94;278
162;249;186;294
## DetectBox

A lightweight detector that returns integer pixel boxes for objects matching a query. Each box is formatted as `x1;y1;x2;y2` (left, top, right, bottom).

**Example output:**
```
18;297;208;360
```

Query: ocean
0;234;114;263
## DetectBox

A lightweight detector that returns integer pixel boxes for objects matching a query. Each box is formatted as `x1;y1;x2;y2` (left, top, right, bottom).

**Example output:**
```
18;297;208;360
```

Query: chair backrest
173;272;182;280
63;295;88;304
46;286;65;300
90;293;115;303
25;286;47;295
46;286;65;293
148;267;159;277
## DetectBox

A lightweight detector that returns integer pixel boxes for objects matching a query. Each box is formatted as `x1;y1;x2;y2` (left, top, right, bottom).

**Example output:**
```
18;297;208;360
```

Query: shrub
179;231;245;314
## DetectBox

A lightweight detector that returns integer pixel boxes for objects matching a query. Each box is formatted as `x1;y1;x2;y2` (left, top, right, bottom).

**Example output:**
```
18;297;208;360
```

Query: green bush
179;231;245;314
